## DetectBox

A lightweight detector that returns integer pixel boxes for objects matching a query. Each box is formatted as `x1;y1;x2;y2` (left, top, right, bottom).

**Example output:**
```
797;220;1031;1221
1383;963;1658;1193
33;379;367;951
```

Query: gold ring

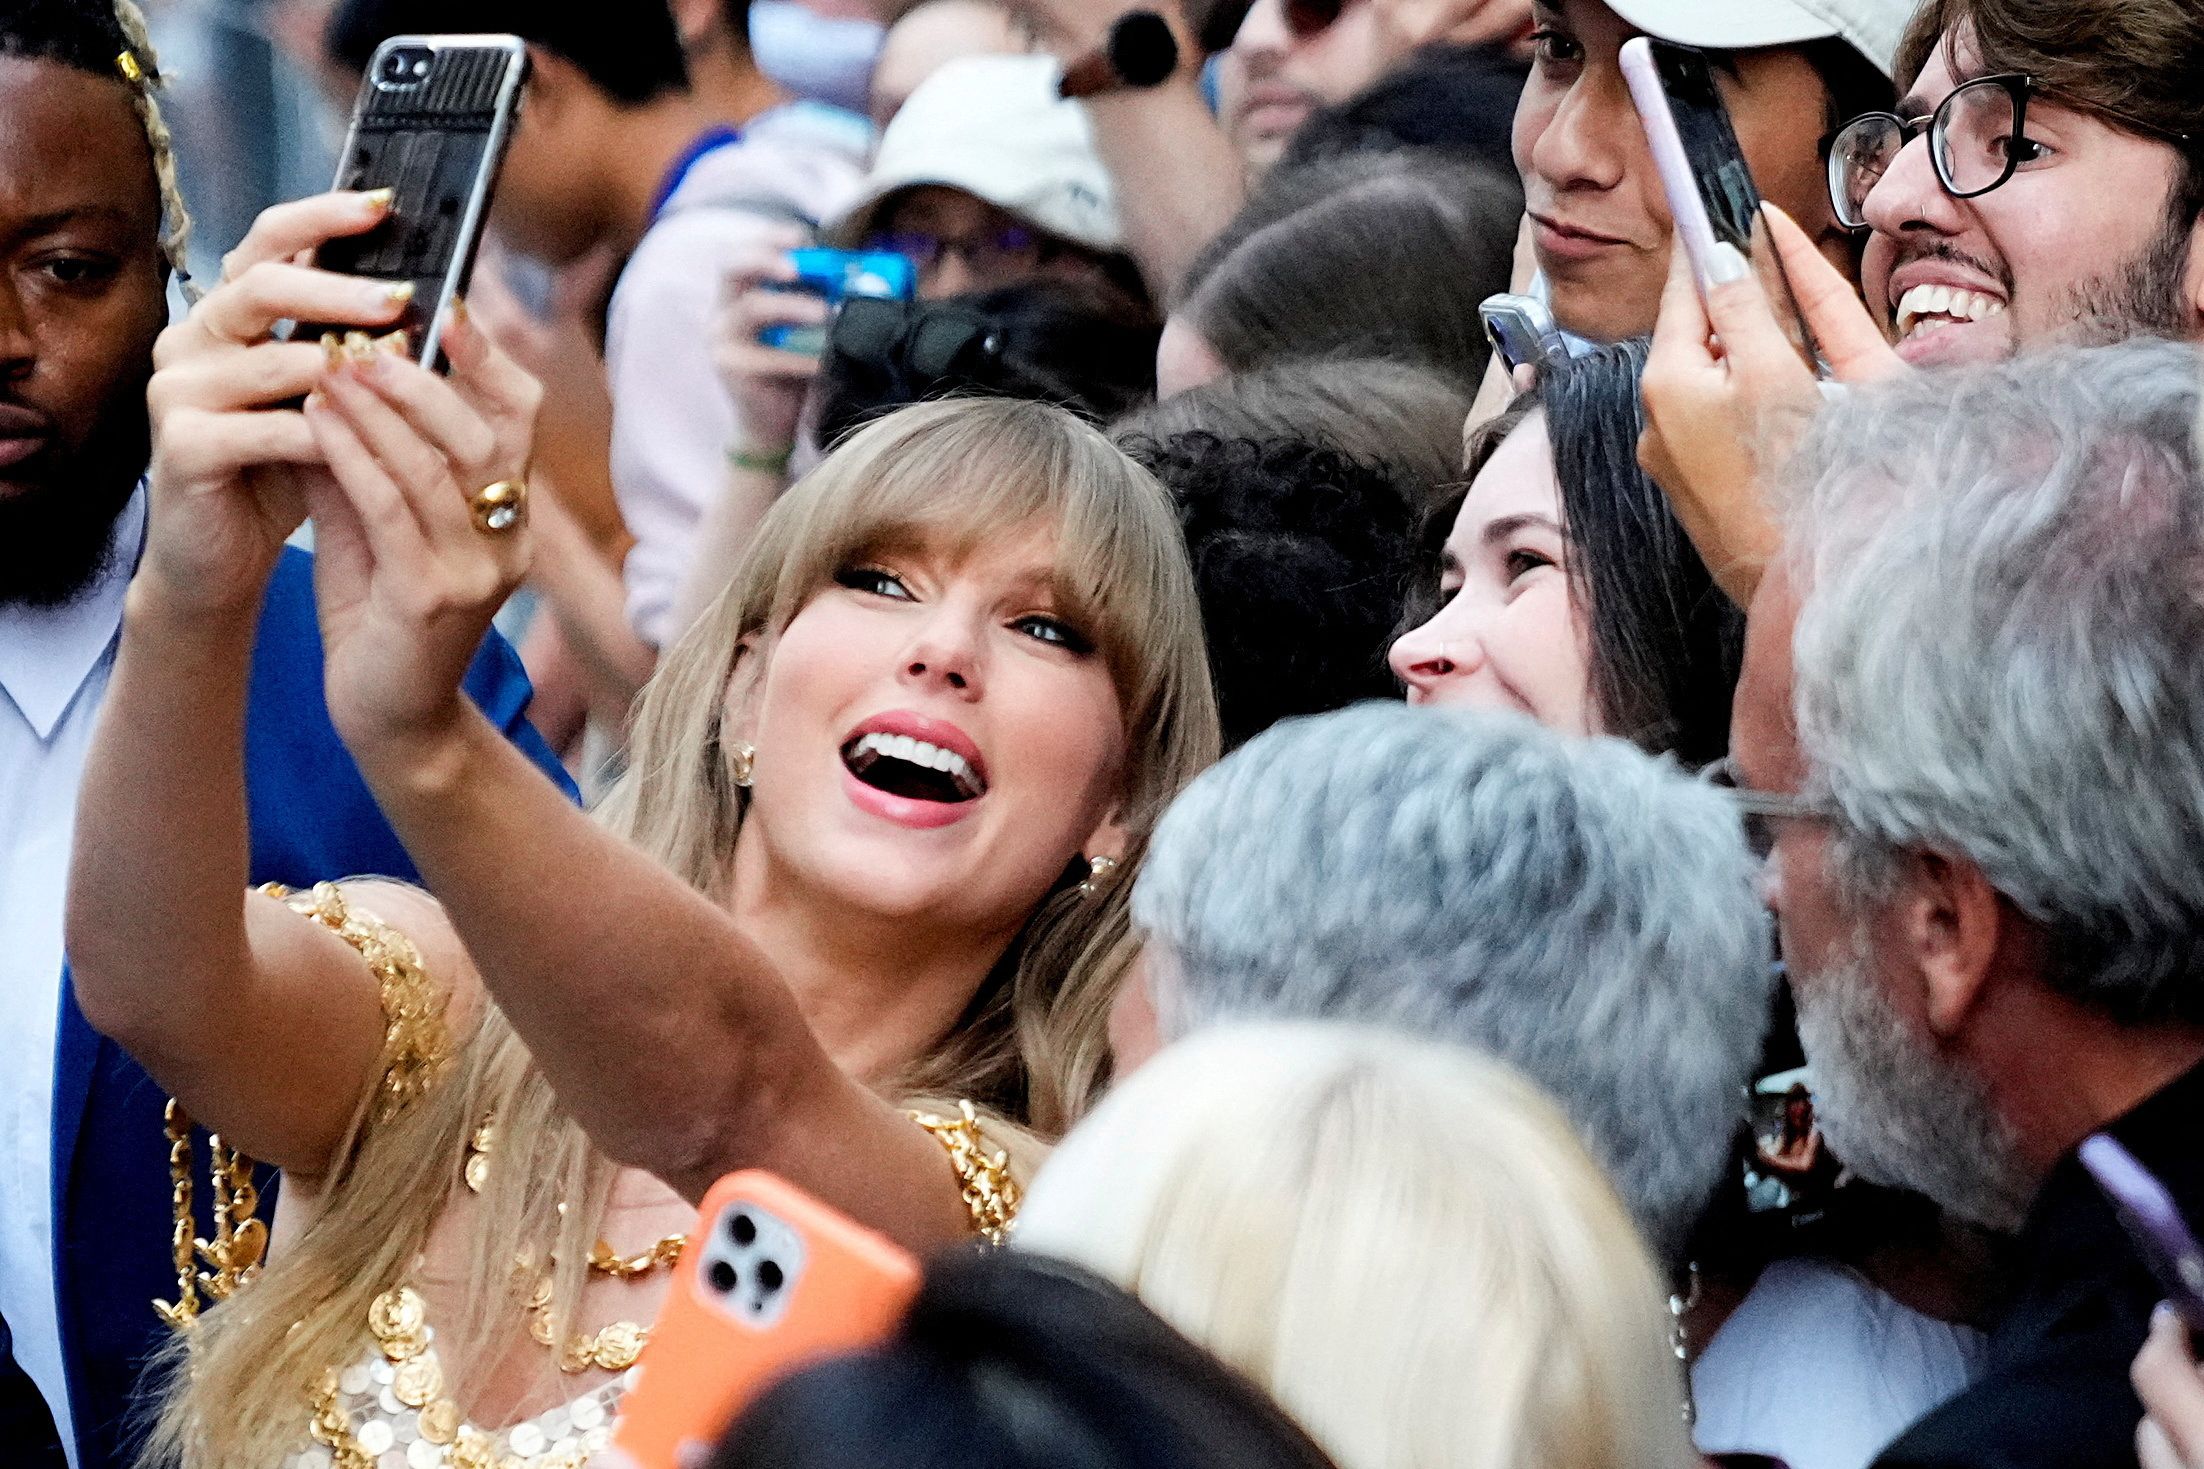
469;479;527;535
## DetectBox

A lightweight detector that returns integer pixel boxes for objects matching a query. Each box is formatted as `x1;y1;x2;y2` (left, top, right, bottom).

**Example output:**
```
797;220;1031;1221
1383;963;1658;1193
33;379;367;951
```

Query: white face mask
749;0;887;114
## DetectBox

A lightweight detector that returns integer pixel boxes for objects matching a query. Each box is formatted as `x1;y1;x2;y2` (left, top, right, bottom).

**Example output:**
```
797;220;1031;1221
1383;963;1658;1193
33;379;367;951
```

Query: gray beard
1792;930;2037;1234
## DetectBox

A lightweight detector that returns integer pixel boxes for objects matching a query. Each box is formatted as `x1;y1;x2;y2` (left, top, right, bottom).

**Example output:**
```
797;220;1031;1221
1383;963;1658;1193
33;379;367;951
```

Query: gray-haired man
1734;339;2204;1468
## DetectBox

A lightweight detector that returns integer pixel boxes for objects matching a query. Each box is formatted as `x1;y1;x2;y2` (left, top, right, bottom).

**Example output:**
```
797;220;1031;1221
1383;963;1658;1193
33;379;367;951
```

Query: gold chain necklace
467;1116;689;1375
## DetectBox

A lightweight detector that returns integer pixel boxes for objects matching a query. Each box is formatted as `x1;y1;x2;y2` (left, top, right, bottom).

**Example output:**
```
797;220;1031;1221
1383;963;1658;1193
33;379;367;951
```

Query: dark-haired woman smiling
1391;340;1740;766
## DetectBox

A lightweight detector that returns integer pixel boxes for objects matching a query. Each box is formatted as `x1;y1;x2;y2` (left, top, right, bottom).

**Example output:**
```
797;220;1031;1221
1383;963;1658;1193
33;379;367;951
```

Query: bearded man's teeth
1894;282;2009;340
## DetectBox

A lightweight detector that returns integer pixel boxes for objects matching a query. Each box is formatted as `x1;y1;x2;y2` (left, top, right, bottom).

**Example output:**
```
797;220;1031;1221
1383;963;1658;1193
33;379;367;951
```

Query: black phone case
306;37;528;367
1650;43;1762;254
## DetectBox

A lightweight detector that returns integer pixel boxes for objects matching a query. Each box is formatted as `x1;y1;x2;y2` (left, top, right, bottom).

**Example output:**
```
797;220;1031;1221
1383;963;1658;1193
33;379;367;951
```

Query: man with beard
0;7;568;1467
1835;0;2204;365
1728;339;2204;1467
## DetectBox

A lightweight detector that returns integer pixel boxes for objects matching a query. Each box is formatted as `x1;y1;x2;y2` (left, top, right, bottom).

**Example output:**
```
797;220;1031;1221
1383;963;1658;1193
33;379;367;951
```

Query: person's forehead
0;56;160;230
1896;21;1979;114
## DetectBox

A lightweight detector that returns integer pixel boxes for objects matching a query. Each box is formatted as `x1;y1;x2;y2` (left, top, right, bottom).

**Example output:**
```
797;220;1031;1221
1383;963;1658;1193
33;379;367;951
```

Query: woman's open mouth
842;732;987;805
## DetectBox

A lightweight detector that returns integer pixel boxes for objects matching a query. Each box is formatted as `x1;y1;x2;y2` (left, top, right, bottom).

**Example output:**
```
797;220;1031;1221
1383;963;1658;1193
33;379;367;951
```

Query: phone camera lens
730;1213;757;1247
378;47;432;88
757;1260;784;1294
708;1260;739;1293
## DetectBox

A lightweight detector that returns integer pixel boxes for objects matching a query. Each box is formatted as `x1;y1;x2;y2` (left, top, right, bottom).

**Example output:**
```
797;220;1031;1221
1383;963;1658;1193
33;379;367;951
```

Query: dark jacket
1874;1059;2204;1468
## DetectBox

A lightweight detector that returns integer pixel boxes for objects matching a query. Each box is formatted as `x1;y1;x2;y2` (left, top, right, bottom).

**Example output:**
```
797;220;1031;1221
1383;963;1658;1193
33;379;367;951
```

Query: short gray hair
1132;703;1772;1263
1786;339;2204;1024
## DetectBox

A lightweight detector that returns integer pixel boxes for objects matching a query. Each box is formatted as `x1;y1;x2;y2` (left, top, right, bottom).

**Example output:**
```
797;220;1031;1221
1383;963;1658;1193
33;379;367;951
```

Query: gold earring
729;740;756;789
1077;855;1119;897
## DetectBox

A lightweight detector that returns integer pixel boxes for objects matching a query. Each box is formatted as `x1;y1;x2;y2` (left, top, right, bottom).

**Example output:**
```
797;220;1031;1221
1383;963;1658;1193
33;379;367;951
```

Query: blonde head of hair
1014;1023;1702;1469
148;398;1218;1466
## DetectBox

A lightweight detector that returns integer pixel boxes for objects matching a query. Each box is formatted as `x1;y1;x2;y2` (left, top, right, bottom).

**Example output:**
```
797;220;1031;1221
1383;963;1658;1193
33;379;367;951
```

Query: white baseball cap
1603;0;1915;79
828;54;1123;253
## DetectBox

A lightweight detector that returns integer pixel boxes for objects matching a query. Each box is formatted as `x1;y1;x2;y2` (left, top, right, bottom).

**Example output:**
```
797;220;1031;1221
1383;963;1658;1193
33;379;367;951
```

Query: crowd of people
2;0;2203;1466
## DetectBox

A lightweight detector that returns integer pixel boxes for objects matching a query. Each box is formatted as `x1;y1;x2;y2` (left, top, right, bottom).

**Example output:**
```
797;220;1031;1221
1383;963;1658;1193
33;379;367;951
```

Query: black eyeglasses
1699;757;1838;859
1828;72;2196;231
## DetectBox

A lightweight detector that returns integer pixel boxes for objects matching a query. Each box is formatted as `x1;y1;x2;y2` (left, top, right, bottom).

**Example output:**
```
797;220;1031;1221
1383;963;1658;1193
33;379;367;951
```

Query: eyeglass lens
869;228;1041;277
1830;77;2026;229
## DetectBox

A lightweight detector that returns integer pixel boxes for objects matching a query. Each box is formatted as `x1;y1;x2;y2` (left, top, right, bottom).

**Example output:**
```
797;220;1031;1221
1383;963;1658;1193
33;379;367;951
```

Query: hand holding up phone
715;228;825;465
1638;203;1903;607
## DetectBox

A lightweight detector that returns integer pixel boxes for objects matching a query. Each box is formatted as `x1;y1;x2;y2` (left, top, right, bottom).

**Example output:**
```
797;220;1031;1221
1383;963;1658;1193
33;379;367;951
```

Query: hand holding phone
1479;292;1573;380
2081;1134;2204;1334
298;36;529;370
605;1172;922;1469
1619;37;1818;366
757;249;919;356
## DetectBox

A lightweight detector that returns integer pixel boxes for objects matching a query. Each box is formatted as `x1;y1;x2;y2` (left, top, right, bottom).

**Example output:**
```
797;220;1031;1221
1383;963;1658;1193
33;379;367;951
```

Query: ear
521;45;584;129
1892;848;2006;1039
720;635;767;750
668;0;723;46
1082;811;1131;867
2183;210;2204;334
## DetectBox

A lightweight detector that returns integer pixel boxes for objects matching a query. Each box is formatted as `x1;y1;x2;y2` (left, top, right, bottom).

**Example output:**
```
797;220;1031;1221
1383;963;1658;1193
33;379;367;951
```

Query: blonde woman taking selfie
65;191;1217;1468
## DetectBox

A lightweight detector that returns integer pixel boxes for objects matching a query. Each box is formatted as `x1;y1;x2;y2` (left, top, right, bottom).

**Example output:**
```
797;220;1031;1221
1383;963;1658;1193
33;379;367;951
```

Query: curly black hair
1124;432;1416;751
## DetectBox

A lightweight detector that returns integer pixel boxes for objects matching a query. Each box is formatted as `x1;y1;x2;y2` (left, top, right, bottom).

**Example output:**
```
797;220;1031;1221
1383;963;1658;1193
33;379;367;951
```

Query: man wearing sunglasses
1219;0;1529;172
1834;0;2204;367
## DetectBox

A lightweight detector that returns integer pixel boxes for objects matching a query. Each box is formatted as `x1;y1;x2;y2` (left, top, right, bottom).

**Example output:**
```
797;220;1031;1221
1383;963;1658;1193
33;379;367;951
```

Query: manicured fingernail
373;331;410;358
362;187;396;211
320;332;346;370
384;280;416;307
343;331;377;364
1707;243;1751;286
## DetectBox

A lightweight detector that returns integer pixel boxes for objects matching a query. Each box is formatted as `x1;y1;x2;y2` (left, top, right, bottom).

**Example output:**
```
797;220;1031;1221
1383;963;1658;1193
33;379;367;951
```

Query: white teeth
1895;282;2008;340
847;732;983;794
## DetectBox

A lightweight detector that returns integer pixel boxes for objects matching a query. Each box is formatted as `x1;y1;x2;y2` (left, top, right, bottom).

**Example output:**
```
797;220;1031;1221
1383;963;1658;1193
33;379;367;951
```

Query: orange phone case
605;1171;921;1469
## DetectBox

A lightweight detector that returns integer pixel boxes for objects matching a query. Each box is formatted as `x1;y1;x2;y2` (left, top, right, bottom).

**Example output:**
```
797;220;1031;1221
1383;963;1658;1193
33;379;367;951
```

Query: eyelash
1527;27;1582;66
36;254;120;290
1506;548;1557;582
833;565;1094;653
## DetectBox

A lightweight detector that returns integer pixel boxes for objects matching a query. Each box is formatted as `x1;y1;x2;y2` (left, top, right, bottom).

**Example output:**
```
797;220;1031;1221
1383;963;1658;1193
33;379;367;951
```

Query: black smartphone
303;35;530;368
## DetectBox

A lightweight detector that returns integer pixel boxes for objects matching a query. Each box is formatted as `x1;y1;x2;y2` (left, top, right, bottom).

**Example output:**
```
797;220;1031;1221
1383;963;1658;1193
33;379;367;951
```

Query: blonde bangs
740;398;1207;825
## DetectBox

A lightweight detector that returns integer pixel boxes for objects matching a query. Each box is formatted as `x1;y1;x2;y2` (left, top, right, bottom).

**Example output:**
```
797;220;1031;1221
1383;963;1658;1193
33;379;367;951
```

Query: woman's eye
834;565;913;600
1528;28;1582;66
1012;614;1092;653
1505;548;1557;583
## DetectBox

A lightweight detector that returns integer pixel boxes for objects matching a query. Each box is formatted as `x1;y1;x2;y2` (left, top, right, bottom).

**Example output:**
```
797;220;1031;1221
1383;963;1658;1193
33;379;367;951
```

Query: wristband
727;444;793;475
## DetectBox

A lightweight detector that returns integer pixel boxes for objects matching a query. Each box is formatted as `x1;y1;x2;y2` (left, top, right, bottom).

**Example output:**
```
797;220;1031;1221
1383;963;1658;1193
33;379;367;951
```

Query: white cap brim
1604;0;1909;77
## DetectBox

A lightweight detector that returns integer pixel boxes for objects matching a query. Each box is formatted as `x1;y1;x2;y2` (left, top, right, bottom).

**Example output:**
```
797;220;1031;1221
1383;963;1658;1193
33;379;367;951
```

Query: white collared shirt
0;487;144;1467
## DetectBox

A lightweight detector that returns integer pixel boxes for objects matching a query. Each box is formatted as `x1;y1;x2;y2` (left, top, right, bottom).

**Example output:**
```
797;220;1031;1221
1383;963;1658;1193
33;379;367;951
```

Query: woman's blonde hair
1014;1023;1701;1469
146;398;1218;1466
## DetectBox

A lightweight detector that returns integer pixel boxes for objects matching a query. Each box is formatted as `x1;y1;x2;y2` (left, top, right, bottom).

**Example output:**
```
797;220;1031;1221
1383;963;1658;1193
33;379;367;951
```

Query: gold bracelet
265;882;450;1125
908;1100;1021;1247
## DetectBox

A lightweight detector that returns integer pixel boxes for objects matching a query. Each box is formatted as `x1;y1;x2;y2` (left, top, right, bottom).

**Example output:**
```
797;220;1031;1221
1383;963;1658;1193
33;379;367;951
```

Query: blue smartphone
1478;292;1572;378
2080;1134;2204;1333
759;249;918;355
